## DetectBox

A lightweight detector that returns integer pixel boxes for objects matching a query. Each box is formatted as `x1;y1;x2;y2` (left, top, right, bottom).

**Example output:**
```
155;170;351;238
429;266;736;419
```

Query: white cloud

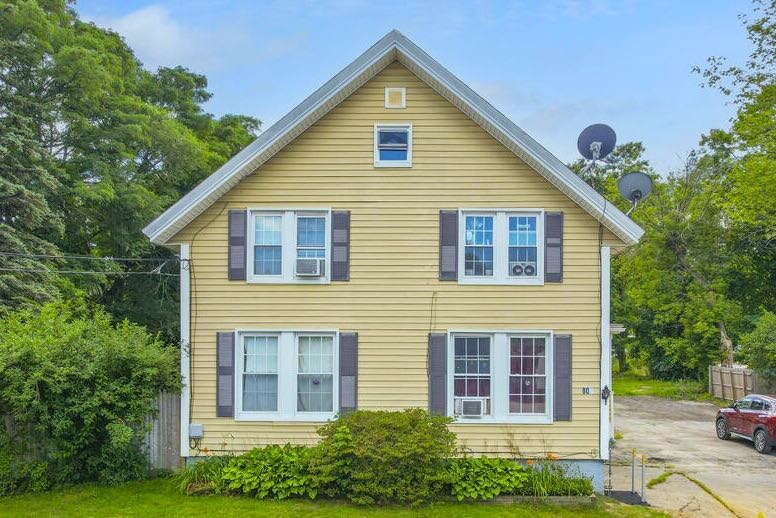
85;5;306;73
88;5;191;70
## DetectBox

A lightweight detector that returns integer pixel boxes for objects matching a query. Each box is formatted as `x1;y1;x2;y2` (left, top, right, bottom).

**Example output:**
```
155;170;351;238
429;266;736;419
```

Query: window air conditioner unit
454;397;488;418
295;258;325;277
509;261;537;277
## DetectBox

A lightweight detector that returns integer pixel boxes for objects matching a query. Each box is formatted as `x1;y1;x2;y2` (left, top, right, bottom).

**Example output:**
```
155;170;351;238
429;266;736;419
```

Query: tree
696;0;776;318
0;0;67;309
0;0;259;340
569;142;656;373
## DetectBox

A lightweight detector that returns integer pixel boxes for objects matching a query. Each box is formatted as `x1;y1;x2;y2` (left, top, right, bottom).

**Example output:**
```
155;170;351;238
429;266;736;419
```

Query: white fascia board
179;243;191;457
144;30;644;247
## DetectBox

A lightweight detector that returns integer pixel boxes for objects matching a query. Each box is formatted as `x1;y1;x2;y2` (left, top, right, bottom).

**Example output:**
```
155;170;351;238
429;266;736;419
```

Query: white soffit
143;30;644;246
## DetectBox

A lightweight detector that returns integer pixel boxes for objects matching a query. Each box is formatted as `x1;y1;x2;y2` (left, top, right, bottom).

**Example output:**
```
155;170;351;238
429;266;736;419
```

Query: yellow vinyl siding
173;61;623;458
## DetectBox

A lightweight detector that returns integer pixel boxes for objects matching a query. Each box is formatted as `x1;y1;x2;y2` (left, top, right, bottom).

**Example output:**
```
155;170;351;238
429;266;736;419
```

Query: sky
78;0;754;173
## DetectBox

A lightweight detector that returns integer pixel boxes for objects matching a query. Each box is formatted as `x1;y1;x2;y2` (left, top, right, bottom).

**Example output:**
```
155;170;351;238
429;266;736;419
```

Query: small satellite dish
577;124;616;160
617;171;653;214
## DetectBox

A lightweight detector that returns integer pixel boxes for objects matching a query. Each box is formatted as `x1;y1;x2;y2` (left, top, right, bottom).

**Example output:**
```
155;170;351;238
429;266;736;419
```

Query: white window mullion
495;212;508;282
492;333;508;418
282;211;295;282
278;332;296;418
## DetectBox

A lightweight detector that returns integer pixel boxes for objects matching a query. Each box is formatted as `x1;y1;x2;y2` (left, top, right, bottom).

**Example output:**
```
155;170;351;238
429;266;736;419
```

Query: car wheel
754;429;770;454
716;418;731;440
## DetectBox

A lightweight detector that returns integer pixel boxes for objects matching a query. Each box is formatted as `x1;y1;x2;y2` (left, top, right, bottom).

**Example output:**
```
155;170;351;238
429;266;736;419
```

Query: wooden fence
709;365;776;401
3;392;181;472
145;391;181;471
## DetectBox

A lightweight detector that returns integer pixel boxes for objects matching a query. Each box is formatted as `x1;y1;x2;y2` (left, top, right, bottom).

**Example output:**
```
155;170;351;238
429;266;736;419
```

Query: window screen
254;215;282;275
377;129;409;161
509;337;547;414
243;336;278;412
297;335;334;412
297;216;325;259
464;216;494;276
508;216;538;277
453;336;491;402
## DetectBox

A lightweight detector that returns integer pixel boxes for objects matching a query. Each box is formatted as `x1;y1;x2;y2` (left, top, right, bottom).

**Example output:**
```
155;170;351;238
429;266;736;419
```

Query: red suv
716;394;776;454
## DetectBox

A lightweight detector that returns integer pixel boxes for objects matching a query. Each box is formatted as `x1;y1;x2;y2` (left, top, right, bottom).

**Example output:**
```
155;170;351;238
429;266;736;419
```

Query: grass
0;478;671;518
613;373;723;404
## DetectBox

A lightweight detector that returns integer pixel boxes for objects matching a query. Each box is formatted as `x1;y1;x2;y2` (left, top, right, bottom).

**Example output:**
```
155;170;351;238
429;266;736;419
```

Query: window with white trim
236;331;338;421
459;210;543;284
448;331;553;423
374;123;412;167
248;210;330;283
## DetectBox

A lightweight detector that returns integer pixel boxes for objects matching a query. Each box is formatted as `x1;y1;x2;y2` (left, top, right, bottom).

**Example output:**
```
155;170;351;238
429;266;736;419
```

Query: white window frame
247;208;331;284
374;122;412;168
458;209;544;285
384;87;406;109
447;330;554;424
234;329;339;422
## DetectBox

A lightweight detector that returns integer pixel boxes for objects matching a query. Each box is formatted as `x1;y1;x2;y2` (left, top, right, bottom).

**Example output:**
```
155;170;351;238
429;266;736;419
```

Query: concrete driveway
611;396;776;518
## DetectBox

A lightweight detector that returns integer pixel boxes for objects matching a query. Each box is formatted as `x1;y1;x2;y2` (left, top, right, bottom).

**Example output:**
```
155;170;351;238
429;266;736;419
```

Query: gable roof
143;30;644;246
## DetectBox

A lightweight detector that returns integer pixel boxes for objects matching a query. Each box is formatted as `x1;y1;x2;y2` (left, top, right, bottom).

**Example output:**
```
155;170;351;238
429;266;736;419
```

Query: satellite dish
577;124;616;160
617;172;653;214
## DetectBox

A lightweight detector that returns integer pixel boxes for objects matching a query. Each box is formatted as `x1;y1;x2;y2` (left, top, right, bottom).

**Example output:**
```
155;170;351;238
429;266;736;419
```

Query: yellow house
143;31;643;490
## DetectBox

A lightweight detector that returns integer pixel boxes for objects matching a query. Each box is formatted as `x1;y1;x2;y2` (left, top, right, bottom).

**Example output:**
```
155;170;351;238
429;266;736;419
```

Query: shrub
174;456;232;495
446;457;528;501
0;301;179;494
739;311;776;380
517;461;594;497
221;445;318;499
312;409;456;505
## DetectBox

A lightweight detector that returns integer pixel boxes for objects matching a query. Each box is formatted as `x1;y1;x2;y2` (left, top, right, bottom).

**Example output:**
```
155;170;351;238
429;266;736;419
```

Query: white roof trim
143;30;644;246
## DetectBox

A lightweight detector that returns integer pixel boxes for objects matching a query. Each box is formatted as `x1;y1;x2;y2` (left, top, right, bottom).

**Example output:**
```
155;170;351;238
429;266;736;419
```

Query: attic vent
385;87;406;109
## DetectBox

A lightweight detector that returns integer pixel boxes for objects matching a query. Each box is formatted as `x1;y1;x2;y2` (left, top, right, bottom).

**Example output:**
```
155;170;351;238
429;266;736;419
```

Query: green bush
312;409;457;505
0;301;179;494
221;445;318;499
517;461;594;497
739;310;776;380
446;457;528;501
174;456;232;495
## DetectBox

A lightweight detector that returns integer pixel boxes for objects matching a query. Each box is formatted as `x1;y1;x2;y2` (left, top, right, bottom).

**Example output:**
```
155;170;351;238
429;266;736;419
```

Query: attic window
374;123;412;168
384;87;406;109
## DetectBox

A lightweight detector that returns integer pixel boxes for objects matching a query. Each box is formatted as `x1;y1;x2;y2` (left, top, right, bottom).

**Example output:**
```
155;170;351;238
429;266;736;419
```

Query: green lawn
613;373;723;404
0;478;669;518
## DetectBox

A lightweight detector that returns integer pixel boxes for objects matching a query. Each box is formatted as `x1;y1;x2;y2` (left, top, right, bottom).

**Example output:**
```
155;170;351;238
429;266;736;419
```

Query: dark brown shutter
544;212;563;283
228;210;247;280
428;333;448;415
331;210;350;281
554;334;572;421
339;332;358;413
439;210;458;281
216;332;235;417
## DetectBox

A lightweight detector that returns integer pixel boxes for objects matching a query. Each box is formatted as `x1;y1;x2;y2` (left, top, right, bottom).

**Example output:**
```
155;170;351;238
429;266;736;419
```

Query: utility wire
0;251;177;263
0;267;178;276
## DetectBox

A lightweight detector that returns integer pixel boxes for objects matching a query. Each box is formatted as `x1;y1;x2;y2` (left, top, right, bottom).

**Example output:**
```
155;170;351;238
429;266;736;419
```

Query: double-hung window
236;331;338;421
374;123;412;167
453;336;492;415
254;216;283;275
459;210;543;284
248;209;330;283
448;331;553;423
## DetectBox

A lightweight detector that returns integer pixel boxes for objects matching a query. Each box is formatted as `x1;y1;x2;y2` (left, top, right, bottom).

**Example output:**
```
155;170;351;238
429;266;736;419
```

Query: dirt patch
612;396;776;518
